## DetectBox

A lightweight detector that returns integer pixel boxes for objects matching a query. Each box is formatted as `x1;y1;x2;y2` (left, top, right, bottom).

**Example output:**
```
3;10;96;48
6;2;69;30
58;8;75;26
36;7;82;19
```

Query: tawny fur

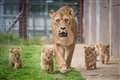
9;48;22;69
95;43;110;64
49;6;76;72
84;46;97;70
40;45;54;73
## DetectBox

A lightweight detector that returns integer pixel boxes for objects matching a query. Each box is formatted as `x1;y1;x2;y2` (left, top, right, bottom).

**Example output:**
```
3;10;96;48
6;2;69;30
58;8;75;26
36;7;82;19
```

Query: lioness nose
60;27;66;30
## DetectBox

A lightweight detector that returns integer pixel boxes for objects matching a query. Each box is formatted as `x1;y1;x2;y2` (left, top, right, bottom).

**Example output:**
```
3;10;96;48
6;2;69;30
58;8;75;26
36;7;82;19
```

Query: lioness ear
69;8;75;16
49;10;56;18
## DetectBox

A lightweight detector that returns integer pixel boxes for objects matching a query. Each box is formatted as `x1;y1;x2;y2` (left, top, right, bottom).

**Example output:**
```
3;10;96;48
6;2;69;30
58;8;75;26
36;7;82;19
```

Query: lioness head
49;6;76;46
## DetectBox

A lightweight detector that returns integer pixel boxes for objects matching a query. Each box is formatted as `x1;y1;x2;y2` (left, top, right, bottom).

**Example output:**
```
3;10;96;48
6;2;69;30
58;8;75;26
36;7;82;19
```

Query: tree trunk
19;0;28;39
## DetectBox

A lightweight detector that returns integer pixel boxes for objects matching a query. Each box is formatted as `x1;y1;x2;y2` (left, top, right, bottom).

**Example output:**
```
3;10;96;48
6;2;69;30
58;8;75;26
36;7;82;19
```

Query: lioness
49;6;76;72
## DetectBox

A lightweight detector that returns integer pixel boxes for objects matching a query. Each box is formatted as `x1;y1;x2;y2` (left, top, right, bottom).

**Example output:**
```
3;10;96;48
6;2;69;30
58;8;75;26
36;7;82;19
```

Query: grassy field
0;44;85;80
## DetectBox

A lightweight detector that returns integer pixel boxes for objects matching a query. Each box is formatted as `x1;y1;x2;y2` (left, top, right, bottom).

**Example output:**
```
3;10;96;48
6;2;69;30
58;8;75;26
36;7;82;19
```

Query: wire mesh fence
0;0;81;42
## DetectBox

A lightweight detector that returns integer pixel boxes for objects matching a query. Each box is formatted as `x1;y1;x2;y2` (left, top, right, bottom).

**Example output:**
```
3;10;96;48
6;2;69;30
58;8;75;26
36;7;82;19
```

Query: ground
0;38;120;80
71;44;120;80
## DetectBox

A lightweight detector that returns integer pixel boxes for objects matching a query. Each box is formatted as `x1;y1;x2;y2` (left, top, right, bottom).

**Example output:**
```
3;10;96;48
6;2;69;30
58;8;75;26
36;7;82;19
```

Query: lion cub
84;46;97;70
9;48;22;69
95;43;110;64
40;45;54;73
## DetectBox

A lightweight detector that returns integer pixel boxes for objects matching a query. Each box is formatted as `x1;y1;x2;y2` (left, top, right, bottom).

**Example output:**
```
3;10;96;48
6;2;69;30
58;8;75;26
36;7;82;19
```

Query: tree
19;0;28;39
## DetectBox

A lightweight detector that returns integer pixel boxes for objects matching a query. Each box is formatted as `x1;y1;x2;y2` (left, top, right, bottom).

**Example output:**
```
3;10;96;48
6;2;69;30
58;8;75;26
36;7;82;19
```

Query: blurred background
0;0;82;42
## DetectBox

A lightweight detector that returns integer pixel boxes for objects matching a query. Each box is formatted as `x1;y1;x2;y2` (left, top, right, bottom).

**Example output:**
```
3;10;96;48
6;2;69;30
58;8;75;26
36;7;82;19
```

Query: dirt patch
71;44;120;80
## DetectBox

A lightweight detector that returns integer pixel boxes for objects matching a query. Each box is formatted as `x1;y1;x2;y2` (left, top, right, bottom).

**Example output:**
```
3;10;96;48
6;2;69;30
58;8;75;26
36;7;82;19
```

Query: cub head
102;44;110;53
9;48;21;59
43;48;54;61
84;46;95;55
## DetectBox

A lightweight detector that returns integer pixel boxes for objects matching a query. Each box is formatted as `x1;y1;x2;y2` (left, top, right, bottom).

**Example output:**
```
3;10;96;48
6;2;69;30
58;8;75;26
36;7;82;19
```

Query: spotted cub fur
84;46;97;70
40;45;54;73
9;48;22;69
95;43;110;64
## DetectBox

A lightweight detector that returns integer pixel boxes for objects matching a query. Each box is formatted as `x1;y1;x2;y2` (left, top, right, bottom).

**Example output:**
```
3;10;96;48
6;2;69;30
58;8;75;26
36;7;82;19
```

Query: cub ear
49;48;53;52
84;46;88;49
9;48;14;53
49;10;56;18
92;47;95;50
42;48;45;52
106;45;109;48
17;47;21;52
95;44;99;49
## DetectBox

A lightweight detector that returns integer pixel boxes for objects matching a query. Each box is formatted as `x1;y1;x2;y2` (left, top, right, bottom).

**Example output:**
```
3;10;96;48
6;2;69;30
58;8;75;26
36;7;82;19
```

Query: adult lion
49;6;76;72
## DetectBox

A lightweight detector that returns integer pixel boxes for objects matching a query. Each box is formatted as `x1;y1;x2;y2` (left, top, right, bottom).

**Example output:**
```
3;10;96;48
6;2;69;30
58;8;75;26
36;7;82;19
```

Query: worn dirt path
71;44;120;80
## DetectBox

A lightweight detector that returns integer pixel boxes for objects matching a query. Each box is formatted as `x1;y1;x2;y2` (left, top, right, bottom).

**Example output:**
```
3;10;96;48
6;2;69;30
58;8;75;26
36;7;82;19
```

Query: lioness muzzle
59;32;68;37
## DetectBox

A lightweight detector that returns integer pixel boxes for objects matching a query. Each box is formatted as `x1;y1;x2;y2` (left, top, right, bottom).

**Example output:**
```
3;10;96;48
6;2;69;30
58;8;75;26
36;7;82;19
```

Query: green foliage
0;45;85;80
0;33;21;44
23;37;42;45
0;33;42;45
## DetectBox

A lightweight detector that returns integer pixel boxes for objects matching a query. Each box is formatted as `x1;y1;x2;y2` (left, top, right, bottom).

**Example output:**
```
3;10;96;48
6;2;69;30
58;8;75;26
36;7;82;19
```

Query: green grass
0;33;42;45
0;45;85;80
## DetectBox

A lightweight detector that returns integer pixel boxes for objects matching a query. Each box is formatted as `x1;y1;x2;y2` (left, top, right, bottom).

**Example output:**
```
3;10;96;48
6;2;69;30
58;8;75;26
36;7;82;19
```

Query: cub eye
64;18;69;23
56;19;60;23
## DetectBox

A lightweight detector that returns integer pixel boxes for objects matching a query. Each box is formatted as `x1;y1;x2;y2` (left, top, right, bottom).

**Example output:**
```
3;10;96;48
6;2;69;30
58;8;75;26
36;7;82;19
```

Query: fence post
19;0;28;39
80;0;84;43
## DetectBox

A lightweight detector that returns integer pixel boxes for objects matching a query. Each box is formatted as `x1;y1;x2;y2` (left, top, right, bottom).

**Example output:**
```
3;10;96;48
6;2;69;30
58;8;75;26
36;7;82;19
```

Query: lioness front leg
55;45;67;72
65;44;75;68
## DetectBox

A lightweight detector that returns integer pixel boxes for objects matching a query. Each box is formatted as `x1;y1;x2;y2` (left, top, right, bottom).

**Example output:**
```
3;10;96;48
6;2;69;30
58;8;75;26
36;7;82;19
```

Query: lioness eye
56;19;60;23
64;18;69;23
